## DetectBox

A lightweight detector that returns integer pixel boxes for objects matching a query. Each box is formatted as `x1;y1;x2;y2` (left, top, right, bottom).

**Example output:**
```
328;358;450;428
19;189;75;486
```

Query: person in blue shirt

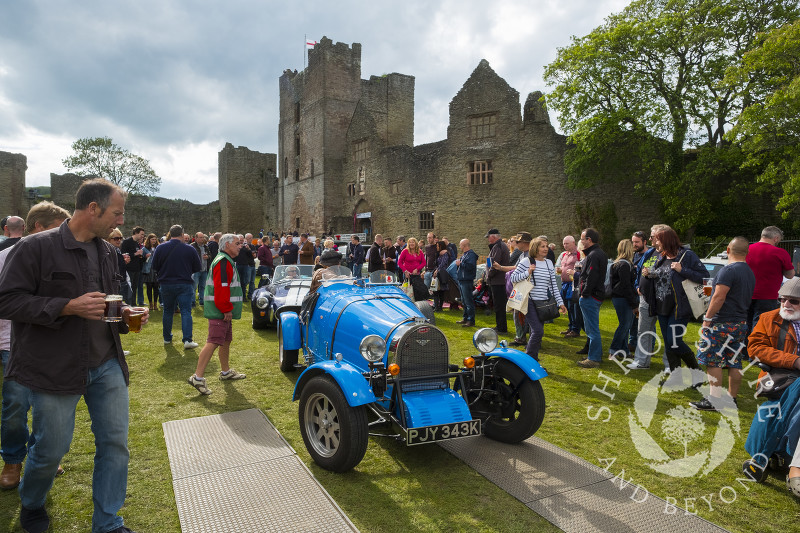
455;239;478;327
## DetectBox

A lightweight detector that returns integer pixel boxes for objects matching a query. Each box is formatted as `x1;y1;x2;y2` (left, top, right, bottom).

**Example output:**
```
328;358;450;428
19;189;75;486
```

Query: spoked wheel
480;359;545;443
299;376;368;472
278;320;299;372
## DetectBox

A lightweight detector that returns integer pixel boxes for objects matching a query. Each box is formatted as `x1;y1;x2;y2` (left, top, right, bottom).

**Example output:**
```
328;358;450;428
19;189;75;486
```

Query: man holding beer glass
0;178;145;533
690;237;755;412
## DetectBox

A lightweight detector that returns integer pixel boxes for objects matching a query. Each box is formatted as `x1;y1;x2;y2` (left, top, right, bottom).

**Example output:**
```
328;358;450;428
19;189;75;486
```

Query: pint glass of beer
128;307;148;332
702;278;713;297
103;295;123;322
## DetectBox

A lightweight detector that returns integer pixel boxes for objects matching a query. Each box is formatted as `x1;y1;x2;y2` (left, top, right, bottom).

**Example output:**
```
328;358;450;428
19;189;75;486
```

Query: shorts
207;318;233;345
696;320;747;369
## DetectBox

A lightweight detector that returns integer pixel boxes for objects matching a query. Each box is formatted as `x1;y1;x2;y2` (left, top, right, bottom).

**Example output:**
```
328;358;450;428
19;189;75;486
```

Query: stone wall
336;57;660;252
50;172;222;237
218;143;276;234
0;152;28;218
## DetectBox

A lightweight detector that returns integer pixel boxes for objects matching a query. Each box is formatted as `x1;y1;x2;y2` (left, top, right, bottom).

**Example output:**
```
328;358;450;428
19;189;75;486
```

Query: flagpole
304;34;307;70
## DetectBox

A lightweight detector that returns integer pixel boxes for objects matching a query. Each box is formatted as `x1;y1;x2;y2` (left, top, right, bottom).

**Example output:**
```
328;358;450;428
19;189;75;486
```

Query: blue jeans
749;298;779;333
192;270;208;305
1;350;33;464
610;297;634;356
424;270;433;290
459;280;475;322
561;283;580;332
352;263;363;278
579;297;603;362
160;283;194;343
236;265;252;297
21;358;129;533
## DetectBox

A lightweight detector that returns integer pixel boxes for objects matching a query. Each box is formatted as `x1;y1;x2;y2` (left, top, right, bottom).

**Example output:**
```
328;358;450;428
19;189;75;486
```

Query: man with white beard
743;276;800;494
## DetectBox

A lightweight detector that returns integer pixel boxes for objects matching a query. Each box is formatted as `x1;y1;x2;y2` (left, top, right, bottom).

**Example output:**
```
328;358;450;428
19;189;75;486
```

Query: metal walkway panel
163;408;358;533
440;435;728;533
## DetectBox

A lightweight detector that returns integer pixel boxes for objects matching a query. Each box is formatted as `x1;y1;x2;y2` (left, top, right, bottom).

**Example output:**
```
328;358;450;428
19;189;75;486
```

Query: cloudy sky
0;0;629;204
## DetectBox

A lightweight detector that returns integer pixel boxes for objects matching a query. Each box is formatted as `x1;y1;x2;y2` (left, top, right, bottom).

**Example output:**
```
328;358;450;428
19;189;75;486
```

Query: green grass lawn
0;302;797;532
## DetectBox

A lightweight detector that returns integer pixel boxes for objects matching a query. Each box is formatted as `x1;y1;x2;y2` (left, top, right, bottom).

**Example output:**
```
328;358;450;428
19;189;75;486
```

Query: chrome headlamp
473;328;498;353
256;296;269;309
359;335;386;362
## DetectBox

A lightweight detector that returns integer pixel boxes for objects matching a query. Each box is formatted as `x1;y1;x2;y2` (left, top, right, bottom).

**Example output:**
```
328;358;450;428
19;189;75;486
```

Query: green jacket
204;252;243;320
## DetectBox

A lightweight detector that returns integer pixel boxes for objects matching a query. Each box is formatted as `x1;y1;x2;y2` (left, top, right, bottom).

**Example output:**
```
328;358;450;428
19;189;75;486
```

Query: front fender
293;360;377;407
279;312;301;350
485;348;548;381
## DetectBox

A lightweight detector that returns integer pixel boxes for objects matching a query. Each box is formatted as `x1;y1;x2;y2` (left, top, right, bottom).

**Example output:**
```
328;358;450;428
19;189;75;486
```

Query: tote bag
507;277;533;312
678;253;709;319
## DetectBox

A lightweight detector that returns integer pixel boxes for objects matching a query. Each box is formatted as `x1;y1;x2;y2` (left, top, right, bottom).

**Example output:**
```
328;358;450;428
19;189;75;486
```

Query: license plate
406;419;481;445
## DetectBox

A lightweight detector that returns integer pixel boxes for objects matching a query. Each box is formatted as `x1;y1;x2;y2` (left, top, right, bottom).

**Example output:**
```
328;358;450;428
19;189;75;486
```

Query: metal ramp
440;436;729;533
163;408;358;533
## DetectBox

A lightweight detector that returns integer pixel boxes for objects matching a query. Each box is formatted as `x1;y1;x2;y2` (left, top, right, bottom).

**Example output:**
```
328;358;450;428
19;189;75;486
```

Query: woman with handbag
609;239;638;359
641;227;708;373
398;237;428;301
509;236;567;361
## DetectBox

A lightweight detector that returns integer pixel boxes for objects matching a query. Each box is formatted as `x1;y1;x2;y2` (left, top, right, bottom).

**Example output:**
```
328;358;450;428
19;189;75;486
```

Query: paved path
162;409;358;533
440;435;730;533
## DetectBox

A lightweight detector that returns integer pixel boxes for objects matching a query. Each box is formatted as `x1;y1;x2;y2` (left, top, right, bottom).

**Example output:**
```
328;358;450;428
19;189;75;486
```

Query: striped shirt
510;257;563;305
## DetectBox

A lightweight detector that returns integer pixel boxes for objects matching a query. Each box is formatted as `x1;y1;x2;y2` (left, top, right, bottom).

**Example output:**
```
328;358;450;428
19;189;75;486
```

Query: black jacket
579;243;608;300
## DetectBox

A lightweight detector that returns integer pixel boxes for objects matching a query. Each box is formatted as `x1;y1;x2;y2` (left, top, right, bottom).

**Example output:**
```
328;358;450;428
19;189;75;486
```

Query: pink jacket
398;249;425;274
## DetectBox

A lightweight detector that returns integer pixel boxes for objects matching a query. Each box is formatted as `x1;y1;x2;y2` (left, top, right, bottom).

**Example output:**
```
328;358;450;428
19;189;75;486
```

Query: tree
543;0;799;233
62;137;162;196
726;19;800;227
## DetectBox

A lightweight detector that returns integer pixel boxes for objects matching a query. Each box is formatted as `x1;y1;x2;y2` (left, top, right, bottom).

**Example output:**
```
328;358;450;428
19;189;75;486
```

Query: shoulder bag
532;261;560;322
678;252;709;319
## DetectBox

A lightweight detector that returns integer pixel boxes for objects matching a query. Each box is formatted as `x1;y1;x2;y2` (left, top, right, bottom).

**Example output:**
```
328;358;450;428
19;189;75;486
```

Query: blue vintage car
279;269;548;472
251;264;315;329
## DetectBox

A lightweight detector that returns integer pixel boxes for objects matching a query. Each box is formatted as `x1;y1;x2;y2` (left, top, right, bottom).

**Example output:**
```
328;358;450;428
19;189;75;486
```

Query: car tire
299;375;368;472
278;320;299;372
414;300;436;325
481;359;545;444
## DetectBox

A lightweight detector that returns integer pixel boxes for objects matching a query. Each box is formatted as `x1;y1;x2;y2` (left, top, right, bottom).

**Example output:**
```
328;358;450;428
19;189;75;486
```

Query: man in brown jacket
298;233;315;265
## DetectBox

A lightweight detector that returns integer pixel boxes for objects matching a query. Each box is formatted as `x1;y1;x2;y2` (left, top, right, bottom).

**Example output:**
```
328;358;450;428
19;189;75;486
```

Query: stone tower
0;151;28;218
277;37;415;234
218;143;276;234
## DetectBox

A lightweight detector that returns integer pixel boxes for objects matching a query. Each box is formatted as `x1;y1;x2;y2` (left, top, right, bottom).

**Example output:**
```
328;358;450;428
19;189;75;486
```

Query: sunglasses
110;237;122;241
780;297;800;306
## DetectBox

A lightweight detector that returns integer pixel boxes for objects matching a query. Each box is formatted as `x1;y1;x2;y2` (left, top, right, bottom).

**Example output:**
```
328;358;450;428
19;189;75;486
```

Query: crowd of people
1;177;800;533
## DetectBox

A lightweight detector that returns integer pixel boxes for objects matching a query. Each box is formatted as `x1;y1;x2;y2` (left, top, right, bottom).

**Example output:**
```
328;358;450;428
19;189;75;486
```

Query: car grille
394;324;449;392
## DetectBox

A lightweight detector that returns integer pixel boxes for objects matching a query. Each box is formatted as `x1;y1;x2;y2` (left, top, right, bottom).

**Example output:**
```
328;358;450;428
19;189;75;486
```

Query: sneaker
626;362;650;370
577;358;600;368
220;369;246;380
107;526;137;533
123;350;131;356
188;375;212;395
560;329;571;335
690;398;718;411
164;338;172;345
184;341;199;349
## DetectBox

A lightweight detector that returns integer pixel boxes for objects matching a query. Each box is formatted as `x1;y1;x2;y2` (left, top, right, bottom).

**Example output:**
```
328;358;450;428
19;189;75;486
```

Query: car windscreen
273;264;315;283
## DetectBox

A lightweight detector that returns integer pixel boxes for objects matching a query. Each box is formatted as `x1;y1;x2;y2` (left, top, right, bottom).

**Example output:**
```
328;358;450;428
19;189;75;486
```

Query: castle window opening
295;102;300;123
469;114;496;139
353;140;367;162
390;181;401;194
284;158;288;179
347;183;357;196
295;137;300;157
468;160;493;185
419;211;435;231
295;217;300;229
295;168;300;181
